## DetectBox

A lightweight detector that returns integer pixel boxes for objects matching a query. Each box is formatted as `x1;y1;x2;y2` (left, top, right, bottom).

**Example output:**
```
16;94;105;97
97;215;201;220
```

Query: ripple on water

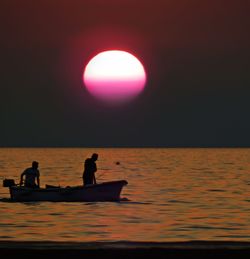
207;189;226;192
0;236;13;239
0;223;16;227
168;200;193;204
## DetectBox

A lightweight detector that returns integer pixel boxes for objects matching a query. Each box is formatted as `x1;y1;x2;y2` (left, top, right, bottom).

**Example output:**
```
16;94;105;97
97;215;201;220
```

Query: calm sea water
0;148;249;242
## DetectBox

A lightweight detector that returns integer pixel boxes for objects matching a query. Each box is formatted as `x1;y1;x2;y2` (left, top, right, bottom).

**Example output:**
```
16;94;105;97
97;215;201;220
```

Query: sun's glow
83;50;146;104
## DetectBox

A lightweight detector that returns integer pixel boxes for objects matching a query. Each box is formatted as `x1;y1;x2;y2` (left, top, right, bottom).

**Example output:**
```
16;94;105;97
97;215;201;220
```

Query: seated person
20;161;40;188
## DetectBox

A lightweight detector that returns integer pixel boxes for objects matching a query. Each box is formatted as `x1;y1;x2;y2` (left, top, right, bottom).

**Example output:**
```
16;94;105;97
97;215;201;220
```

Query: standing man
20;161;40;188
83;153;98;185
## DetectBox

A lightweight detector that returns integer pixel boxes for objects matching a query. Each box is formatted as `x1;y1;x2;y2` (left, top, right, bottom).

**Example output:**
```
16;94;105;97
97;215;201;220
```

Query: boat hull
9;180;128;202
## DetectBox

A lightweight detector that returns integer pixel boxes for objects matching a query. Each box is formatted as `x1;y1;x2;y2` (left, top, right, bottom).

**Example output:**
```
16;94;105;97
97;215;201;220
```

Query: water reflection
0;148;250;241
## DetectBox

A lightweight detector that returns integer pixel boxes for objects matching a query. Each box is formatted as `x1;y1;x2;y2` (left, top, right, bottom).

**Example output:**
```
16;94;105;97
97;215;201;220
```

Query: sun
83;50;146;104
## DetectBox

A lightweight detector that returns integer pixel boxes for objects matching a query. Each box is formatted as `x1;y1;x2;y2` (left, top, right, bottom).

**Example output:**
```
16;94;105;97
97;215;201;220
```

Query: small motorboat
3;179;128;202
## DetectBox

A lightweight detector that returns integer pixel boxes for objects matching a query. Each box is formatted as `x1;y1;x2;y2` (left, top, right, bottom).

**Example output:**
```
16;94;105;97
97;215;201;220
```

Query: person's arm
94;163;97;184
37;176;40;188
20;171;25;185
37;171;40;188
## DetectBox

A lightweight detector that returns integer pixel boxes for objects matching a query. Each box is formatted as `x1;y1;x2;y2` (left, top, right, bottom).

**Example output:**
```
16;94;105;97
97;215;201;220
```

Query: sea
0;148;249;242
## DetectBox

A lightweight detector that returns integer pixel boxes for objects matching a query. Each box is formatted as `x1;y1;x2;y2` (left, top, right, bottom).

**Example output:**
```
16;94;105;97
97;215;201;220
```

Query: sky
0;0;249;147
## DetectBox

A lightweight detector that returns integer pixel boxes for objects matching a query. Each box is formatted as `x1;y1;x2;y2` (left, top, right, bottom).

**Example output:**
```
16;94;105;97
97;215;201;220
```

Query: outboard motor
3;179;16;187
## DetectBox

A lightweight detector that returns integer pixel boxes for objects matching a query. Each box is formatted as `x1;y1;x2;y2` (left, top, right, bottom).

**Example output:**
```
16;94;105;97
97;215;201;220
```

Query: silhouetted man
83;153;98;185
20;161;40;188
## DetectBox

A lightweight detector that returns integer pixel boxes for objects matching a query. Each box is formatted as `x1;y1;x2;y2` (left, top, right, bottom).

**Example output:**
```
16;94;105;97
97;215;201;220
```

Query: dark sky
0;0;249;147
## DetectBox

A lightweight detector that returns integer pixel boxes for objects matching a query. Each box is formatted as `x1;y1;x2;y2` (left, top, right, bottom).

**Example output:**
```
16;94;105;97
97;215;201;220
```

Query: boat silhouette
3;179;128;202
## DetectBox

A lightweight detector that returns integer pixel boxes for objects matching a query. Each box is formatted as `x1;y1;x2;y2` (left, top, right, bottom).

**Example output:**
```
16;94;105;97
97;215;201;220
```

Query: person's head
32;161;39;169
91;153;98;161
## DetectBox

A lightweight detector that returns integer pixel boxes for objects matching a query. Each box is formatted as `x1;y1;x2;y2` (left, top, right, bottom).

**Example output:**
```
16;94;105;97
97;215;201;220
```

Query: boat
3;179;128;202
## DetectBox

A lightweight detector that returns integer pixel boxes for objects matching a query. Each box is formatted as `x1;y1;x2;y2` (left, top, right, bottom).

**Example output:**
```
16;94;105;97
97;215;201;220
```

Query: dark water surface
0;148;249;242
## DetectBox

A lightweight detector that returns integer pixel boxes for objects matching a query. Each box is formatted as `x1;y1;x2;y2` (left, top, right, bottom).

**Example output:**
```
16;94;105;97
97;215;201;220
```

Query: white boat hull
9;180;128;202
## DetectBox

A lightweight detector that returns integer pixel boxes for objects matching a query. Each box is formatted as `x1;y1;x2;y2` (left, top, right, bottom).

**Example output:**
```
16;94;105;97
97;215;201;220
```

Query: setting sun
83;50;146;104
